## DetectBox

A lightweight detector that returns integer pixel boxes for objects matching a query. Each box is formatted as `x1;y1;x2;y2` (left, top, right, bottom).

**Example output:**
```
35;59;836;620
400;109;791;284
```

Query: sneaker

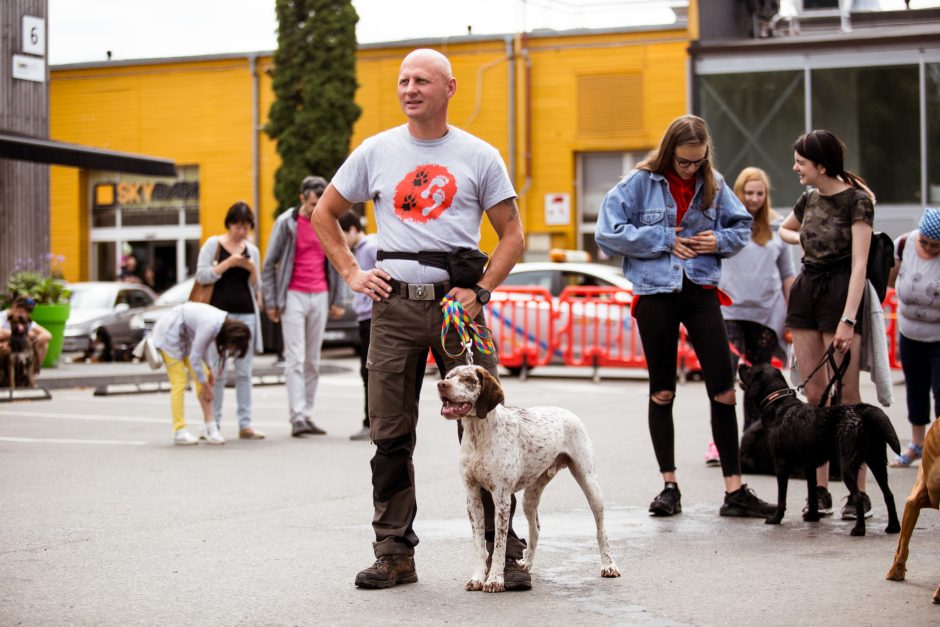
841;492;873;520
649;483;682;516
349;426;371;441
173;429;198;446
273;357;286;368
503;558;532;591
304;419;327;435
291;420;312;437
354;555;418;589
704;442;721;467
204;424;225;445
802;486;833;517
238;427;266;440
720;484;776;518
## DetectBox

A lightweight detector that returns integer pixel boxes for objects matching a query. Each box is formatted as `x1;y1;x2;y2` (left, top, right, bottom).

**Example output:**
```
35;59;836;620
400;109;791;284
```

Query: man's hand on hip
350;268;392;302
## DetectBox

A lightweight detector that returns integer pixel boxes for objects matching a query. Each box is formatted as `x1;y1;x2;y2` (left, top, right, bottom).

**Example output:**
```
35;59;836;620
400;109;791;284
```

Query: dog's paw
601;564;621;578
885;522;900;534
802;511;820;522
885;564;906;581
765;516;783;525
850;526;866;537
466;578;485;591
482;577;505;593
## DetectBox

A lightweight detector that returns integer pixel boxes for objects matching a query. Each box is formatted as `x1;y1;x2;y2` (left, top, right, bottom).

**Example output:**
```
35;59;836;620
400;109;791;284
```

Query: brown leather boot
354;555;418;589
503;558;532;591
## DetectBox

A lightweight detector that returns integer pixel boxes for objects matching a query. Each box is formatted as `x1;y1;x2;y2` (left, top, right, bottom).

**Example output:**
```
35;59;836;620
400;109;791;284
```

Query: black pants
634;278;741;477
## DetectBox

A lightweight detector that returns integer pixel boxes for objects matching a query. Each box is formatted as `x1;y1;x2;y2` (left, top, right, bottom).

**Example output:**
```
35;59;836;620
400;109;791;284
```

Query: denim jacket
595;169;751;295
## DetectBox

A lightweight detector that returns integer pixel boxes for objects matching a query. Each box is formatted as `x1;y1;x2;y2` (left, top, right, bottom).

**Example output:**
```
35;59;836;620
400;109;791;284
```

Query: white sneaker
204;424;225;445
174;429;199;446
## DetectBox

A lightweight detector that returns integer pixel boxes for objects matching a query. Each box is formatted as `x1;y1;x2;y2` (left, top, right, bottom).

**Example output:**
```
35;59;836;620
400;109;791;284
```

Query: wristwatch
840;316;856;327
472;285;491;305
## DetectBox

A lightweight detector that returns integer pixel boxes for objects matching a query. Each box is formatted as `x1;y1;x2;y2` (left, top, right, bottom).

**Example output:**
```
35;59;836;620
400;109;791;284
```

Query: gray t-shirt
331;124;516;284
895;230;940;342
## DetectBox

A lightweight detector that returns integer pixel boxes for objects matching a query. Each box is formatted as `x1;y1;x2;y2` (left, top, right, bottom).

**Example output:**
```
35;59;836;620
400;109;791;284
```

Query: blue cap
919;207;940;241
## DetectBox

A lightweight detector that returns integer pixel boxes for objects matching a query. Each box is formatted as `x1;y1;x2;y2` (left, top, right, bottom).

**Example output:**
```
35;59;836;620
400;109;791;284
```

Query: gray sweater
261;207;341;312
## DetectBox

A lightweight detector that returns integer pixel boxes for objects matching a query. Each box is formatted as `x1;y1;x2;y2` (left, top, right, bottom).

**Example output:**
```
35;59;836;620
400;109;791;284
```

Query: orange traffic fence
483;286;902;378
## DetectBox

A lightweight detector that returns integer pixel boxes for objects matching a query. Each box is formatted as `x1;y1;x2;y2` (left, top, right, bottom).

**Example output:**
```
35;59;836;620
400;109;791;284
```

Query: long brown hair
637;114;718;211
793;130;875;202
215;318;251;372
733;167;773;245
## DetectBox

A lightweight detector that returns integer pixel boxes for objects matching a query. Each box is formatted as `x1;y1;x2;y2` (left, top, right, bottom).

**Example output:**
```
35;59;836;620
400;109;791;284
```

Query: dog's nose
436;380;446;390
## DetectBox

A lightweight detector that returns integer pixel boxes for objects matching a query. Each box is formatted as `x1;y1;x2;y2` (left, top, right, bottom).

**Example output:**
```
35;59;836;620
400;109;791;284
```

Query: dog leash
796;343;850;407
439;295;495;364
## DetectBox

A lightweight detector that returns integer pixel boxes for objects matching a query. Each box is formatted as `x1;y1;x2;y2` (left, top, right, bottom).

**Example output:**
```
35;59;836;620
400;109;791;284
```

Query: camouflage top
793;187;874;265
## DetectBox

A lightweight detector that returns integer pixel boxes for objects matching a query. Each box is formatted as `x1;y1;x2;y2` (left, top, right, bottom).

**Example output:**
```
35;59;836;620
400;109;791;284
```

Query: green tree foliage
267;0;361;216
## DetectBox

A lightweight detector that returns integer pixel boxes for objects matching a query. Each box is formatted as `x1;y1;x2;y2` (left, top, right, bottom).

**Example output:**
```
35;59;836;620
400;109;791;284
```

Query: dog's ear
737;363;751;391
474;367;504;418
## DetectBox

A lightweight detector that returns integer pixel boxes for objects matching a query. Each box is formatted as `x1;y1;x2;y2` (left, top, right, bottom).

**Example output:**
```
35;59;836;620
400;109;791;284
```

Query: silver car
63;282;157;359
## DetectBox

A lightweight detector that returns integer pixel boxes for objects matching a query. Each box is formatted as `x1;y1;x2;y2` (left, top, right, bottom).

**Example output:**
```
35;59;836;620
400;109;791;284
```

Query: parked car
62;282;158;360
492;261;635;375
140;277;361;353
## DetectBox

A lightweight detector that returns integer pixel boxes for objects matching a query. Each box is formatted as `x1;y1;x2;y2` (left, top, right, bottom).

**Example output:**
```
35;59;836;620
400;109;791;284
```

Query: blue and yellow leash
439;295;495;364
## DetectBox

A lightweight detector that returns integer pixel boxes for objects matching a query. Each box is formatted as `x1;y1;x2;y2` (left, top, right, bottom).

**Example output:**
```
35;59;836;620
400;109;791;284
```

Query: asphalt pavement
1;351;937;625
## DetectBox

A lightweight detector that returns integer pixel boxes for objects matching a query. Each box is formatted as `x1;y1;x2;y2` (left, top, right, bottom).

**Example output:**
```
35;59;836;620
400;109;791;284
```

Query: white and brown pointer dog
437;364;620;593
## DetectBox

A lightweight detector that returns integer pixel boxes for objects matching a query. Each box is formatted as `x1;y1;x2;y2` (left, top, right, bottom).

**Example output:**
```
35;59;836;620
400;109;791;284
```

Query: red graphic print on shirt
393;164;457;223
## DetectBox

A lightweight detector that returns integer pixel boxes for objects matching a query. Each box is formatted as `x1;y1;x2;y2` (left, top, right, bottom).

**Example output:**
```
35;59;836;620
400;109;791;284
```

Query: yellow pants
161;350;209;432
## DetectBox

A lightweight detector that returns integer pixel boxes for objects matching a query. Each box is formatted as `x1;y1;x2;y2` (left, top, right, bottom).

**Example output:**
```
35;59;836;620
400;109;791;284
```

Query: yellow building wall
51;58;264;281
50;26;689;281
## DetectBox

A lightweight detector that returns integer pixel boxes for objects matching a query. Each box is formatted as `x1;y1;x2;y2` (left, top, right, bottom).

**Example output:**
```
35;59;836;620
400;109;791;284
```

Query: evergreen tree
267;0;361;216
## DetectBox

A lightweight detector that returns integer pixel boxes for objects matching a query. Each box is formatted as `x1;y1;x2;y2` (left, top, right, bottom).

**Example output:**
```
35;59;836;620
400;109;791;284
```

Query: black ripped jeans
634;277;741;477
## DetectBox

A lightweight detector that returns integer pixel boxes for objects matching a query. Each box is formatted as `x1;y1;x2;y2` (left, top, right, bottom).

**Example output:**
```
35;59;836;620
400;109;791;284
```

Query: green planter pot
31;303;71;369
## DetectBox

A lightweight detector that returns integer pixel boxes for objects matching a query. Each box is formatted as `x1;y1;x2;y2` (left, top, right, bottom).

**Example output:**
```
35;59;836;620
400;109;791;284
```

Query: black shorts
785;269;863;335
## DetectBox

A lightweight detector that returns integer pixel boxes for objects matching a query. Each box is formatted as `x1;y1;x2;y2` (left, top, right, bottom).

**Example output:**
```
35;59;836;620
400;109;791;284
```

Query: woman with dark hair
779;129;876;518
196;201;265;440
150;302;251;445
596;114;775;519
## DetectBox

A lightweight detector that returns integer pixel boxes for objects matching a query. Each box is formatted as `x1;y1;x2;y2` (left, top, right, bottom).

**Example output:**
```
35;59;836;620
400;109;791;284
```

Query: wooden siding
1;0;50;283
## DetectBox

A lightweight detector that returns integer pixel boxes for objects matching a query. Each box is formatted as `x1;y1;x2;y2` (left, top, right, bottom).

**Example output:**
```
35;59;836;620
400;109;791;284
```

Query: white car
62;282;158;360
492;262;635;374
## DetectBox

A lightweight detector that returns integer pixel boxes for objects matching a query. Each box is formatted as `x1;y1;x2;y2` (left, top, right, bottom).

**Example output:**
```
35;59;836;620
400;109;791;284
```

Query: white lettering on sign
22;16;45;57
545;193;570;226
12;55;45;83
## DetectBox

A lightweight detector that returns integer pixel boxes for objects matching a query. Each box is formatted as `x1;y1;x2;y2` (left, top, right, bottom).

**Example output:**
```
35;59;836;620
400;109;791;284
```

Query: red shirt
665;168;696;225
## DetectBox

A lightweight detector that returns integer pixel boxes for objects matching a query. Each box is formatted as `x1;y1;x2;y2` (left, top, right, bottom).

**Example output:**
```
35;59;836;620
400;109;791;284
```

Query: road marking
0;409;165;424
0;436;147;446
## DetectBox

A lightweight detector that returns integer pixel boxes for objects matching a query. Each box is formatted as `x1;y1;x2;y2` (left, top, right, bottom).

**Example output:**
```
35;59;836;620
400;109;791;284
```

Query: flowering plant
1;254;70;309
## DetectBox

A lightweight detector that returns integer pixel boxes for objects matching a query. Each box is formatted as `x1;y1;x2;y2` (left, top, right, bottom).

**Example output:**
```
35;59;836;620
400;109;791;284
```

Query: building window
928;63;940;205
577;151;647;262
812;65;920;204
698;70;806;207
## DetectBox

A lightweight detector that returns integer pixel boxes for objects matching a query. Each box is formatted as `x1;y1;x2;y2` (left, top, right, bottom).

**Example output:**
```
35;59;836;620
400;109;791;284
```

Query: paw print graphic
412;170;430;187
401;193;417;213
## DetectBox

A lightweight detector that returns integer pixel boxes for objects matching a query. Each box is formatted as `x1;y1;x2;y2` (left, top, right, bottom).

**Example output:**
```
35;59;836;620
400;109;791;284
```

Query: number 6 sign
22;16;45;57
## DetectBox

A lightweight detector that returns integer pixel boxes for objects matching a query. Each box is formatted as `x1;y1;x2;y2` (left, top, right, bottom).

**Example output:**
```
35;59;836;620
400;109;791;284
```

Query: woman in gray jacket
196;201;265;440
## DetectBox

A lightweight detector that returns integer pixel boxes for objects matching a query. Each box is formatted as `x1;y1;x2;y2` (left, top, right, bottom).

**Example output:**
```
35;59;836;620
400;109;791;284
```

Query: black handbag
866;232;894;303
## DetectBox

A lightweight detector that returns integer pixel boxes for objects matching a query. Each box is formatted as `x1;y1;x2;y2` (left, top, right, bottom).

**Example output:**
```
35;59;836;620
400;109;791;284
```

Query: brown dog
0;313;39;389
886;421;940;603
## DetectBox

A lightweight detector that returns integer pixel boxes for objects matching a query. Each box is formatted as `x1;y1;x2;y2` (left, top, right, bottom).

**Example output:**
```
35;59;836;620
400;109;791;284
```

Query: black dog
0;313;39;389
737;363;901;536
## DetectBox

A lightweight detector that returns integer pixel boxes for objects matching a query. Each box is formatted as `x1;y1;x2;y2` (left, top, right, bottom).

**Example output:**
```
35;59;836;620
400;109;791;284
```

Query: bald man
312;48;528;590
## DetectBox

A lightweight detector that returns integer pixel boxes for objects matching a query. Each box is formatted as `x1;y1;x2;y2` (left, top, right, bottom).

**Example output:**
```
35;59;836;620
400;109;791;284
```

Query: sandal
890;442;923;468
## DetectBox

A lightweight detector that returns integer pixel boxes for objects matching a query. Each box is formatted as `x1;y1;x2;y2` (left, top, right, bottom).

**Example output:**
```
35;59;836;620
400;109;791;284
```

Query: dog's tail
861;405;901;455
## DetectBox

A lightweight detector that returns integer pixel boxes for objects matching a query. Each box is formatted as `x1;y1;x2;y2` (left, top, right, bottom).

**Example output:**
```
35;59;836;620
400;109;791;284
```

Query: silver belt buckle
407;283;435;301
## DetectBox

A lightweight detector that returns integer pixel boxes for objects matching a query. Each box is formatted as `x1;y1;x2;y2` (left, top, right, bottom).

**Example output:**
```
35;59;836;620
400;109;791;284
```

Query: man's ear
473;367;504;418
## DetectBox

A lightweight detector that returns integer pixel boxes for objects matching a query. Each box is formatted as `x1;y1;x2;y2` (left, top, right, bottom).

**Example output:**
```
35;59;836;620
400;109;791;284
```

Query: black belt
387;278;451;301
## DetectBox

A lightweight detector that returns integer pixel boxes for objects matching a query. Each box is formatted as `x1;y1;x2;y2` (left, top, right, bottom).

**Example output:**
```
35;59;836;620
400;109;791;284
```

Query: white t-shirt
895;230;940;342
150;302;227;382
332;124;516;284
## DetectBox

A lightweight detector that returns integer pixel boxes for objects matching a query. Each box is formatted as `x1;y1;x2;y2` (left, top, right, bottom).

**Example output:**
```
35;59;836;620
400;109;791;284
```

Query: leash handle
795;342;850;408
439;296;495;362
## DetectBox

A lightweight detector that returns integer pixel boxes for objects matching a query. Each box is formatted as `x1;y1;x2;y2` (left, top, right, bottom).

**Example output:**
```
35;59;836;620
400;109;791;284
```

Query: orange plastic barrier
484;285;903;375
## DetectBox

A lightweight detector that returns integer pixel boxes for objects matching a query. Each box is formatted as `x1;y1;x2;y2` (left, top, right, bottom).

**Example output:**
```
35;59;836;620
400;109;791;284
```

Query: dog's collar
759;388;797;412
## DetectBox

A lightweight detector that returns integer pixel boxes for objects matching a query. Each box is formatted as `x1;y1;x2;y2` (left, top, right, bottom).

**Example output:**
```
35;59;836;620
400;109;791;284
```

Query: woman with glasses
888;207;940;467
779;129;877;519
596;114;775;519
